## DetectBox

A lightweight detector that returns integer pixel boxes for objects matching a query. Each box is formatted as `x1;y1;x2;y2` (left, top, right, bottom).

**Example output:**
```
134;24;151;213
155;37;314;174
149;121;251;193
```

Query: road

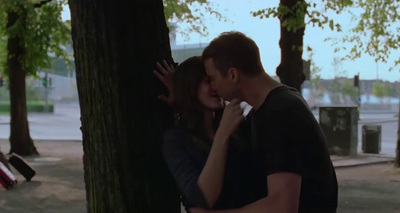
0;104;398;157
0;103;82;141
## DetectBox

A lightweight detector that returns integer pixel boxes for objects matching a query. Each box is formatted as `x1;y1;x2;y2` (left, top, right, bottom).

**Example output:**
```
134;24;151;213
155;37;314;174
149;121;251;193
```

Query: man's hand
153;60;175;107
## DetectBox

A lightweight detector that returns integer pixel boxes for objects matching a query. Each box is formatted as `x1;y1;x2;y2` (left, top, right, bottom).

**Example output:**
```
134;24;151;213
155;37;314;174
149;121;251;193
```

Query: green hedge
0;101;54;113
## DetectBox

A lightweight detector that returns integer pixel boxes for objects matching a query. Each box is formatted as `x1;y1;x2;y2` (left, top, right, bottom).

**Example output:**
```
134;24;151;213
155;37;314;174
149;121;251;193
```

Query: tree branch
34;0;52;8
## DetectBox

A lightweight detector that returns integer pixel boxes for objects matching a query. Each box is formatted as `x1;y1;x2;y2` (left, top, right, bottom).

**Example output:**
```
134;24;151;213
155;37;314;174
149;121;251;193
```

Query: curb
332;155;395;168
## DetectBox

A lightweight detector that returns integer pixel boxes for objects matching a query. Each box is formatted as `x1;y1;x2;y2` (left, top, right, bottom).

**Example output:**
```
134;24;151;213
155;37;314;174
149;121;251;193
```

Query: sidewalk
0;139;399;213
331;153;395;168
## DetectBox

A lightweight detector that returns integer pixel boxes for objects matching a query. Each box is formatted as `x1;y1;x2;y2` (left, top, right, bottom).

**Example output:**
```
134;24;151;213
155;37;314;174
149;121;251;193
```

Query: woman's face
197;76;224;110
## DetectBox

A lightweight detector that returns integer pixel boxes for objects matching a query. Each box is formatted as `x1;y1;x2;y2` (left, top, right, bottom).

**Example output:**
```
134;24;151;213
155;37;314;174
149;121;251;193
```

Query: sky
62;0;400;82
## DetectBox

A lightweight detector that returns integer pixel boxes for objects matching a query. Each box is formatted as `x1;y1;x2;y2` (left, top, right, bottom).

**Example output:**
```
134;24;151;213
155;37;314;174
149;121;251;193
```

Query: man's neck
241;73;282;110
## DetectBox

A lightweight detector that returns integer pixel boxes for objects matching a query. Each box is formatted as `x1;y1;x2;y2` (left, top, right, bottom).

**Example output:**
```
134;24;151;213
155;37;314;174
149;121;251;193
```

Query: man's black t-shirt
251;86;338;213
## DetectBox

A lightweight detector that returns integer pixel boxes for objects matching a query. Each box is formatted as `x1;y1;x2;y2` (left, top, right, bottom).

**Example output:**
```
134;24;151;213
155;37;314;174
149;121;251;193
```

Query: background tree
306;46;326;106
372;82;385;104
329;78;341;104
253;0;400;167
252;0;342;92
273;0;307;92
163;0;222;39
0;0;70;156
68;0;181;212
329;57;347;105
341;79;358;104
384;82;395;105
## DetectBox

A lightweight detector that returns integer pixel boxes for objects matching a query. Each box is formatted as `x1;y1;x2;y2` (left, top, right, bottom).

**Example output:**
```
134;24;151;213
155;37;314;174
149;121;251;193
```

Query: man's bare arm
191;172;302;213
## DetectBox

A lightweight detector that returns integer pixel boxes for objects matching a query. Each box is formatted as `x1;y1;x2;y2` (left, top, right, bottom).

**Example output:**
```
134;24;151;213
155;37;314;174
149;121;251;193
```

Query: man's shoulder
260;86;308;113
269;85;303;103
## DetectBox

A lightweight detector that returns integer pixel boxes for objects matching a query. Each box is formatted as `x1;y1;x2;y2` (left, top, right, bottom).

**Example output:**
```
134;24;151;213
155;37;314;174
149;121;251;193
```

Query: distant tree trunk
7;7;38;156
276;0;306;92
69;0;180;212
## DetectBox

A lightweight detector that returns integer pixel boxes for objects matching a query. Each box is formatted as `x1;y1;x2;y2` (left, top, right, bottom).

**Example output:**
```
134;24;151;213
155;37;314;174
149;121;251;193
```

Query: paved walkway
0;139;399;213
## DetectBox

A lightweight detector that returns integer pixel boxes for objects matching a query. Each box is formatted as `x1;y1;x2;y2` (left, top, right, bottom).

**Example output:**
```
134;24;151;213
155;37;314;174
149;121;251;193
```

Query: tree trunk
69;0;180;212
276;0;306;92
7;8;38;156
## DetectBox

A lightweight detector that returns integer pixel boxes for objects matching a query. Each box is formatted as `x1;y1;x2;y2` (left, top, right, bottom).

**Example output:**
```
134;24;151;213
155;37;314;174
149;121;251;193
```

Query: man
191;31;338;213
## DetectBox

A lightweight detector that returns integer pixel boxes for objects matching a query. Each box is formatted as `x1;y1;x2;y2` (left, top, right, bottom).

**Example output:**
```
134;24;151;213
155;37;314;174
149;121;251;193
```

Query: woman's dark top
163;119;259;211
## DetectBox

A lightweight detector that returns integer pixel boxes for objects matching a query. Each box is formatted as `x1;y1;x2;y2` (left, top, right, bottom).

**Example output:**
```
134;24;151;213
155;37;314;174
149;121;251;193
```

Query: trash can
362;125;381;154
319;106;359;156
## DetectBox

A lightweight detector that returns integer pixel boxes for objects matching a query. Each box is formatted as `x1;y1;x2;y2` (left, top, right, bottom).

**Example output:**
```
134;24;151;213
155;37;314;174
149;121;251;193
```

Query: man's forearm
192;189;298;213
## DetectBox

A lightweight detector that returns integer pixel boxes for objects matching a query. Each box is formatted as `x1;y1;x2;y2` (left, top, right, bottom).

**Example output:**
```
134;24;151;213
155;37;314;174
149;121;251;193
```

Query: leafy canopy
163;0;223;39
252;0;400;71
0;0;71;76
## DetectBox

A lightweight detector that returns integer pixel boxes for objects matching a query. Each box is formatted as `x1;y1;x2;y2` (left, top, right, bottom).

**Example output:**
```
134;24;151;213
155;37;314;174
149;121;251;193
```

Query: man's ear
227;68;239;83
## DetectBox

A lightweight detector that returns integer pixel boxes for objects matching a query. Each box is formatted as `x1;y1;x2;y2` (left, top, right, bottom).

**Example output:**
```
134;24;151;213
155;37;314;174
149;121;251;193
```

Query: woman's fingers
154;60;174;88
229;98;241;105
156;62;169;75
156;60;174;75
162;60;174;73
153;69;168;85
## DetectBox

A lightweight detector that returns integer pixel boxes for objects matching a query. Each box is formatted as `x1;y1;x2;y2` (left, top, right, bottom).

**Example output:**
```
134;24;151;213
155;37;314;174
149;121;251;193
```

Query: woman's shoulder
163;126;195;148
164;126;190;139
163;126;211;154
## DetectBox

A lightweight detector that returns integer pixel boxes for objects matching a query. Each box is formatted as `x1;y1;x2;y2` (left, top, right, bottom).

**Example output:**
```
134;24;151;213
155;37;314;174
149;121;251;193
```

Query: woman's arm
163;100;245;209
198;99;245;207
197;130;229;208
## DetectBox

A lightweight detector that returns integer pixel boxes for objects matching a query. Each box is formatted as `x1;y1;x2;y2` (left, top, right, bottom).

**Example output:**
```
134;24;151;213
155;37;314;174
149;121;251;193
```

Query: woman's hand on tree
153;60;175;107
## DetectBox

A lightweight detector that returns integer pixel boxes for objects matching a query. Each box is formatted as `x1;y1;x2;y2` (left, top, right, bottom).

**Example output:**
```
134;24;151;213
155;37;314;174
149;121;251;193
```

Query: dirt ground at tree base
1;140;400;213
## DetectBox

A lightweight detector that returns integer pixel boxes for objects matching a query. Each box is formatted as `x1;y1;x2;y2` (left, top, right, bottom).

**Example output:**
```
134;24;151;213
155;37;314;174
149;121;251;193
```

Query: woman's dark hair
173;56;222;132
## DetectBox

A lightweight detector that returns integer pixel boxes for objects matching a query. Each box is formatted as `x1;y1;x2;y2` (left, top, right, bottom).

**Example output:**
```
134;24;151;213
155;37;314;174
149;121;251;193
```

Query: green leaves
372;81;394;99
0;0;71;77
326;0;400;70
163;0;223;40
251;1;342;33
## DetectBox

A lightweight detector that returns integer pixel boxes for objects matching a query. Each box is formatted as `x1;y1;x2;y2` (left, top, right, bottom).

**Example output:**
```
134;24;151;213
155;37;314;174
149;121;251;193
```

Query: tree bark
69;0;180;212
7;8;38;156
276;0;306;92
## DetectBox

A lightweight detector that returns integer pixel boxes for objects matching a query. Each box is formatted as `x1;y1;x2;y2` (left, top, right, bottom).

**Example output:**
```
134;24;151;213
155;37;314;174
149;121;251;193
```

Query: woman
154;57;258;212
